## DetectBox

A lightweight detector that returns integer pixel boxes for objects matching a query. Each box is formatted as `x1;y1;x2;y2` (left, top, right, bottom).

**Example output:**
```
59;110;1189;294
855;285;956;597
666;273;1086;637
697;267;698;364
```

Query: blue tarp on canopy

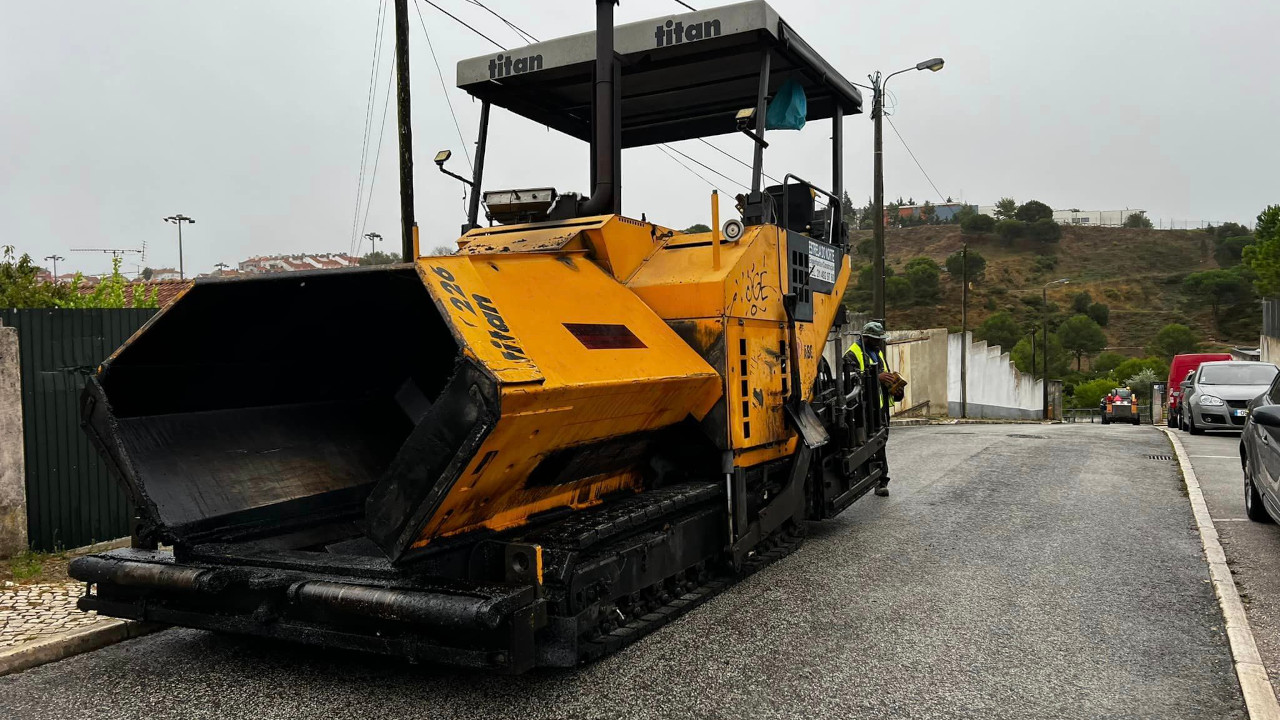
766;79;807;131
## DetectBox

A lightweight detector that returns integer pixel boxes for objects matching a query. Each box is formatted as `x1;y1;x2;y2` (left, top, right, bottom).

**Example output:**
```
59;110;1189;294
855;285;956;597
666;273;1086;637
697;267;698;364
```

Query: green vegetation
995;219;1025;243
1093;351;1126;375
960;213;995;234
1124;212;1153;229
993;197;1017;220
1;247;158;309
683;223;711;233
1183;268;1252;326
360;250;402;265
945;249;986;279
974;311;1021;350
904;257;941;303
1057;314;1107;370
1148;323;1202;360
1071;378;1116;408
1243;205;1280;296
1015;200;1053;223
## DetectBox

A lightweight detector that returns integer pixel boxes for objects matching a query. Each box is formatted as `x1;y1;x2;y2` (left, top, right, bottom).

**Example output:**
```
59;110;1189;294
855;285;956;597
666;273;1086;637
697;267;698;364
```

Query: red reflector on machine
563;323;647;349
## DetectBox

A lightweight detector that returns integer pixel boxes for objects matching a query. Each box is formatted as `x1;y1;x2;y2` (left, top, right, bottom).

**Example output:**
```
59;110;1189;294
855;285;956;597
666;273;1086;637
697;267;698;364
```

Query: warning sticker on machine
808;240;837;284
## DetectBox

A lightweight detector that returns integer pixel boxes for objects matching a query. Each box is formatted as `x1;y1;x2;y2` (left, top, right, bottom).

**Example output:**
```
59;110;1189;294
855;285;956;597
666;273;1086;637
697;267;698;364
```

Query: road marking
1162;426;1280;719
1214;518;1252;522
1192;455;1241;459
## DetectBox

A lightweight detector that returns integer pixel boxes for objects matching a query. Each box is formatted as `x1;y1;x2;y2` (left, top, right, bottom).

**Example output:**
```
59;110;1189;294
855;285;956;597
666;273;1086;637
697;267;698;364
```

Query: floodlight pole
44;254;64;280
870;58;945;328
163;214;194;279
1043;278;1069;419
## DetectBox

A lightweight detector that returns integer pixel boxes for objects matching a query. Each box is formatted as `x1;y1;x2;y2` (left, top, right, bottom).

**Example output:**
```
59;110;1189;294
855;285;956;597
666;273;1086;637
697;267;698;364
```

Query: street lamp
44;254;65;281
163;214;195;279
869;58;945;326
1043;278;1069;419
364;232;383;258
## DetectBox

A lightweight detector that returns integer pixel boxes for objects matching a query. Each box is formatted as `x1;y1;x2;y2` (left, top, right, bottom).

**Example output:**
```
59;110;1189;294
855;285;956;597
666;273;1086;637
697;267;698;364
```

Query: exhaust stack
578;0;620;216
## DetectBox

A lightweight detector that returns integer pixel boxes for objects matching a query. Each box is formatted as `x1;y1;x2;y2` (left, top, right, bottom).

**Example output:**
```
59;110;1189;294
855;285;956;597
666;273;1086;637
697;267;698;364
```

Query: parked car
1183;361;1279;434
1167;353;1232;428
1101;387;1140;425
1239;376;1280;521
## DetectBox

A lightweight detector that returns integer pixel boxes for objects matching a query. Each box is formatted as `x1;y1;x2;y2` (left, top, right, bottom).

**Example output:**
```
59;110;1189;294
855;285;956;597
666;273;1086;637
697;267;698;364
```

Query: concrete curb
1161;426;1280;720
0;619;161;677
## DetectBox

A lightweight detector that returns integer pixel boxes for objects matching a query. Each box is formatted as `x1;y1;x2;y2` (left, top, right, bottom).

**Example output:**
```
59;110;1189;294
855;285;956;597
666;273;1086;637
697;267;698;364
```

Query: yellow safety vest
847;343;887;373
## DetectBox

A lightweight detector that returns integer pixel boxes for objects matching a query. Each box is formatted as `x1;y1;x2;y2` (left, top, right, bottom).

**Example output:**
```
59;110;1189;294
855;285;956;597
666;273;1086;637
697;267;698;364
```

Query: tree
1208;222;1253;241
1123;212;1153;229
1071;378;1117;408
683;223;711;233
0;246;70;308
1124;368;1160;402
1214;235;1256;267
360;250;401;266
1243;205;1280;295
855;236;874;259
140;267;154;281
1148;323;1201;360
1015;200;1053;223
1087;302;1110;327
1093;351;1127;375
1011;330;1070;378
885;276;913;306
1026;217;1062;243
960;213;995;234
1057;314;1107;371
920;201;937;225
903;257;941;304
945;249;986;279
995;219;1025;243
993;197;1018;221
1111;356;1169;383
974;311;1022;351
1070;291;1093;314
1183;268;1251;323
430;246;455;257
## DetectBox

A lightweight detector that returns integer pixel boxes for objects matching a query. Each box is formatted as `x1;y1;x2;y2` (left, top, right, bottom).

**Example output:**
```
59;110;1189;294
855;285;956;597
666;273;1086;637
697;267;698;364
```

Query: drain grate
1007;434;1047;439
1145;454;1174;461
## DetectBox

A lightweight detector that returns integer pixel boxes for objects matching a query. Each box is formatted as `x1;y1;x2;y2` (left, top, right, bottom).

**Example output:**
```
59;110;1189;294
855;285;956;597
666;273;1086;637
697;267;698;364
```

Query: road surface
0;424;1247;719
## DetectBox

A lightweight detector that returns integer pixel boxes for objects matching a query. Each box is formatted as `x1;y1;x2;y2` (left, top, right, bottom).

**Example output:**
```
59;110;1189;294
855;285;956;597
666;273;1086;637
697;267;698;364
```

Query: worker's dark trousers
877;396;891;488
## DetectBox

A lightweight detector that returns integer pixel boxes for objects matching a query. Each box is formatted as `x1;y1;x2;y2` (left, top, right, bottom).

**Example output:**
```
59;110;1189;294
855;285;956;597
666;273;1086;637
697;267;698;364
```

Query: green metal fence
1;308;157;551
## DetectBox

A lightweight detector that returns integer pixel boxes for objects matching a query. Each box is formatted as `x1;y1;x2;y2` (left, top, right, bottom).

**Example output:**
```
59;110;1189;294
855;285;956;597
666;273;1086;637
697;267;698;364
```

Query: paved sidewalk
0;581;99;650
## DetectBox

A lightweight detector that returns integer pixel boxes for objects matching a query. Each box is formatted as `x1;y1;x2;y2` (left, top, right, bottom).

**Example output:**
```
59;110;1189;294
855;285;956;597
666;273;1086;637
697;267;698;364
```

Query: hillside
845;225;1255;355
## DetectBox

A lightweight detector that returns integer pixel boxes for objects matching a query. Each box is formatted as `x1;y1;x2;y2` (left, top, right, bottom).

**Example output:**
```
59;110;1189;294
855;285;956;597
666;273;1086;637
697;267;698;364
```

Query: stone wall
0;323;27;557
948;332;1047;420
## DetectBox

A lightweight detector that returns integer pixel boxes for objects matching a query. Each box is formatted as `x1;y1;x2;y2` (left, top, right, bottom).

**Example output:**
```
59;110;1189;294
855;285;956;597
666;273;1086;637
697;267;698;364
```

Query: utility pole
44;254;65;281
868;57;944;328
393;0;415;261
1043;278;1069;419
960;243;968;418
163;214;194;279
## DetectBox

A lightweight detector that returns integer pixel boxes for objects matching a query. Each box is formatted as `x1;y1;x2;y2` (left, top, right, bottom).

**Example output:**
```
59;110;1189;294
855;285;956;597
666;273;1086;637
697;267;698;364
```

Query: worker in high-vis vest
847;321;894;497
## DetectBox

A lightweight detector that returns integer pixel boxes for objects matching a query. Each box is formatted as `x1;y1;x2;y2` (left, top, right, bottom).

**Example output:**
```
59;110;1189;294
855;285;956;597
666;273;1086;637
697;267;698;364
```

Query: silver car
1183;361;1279;434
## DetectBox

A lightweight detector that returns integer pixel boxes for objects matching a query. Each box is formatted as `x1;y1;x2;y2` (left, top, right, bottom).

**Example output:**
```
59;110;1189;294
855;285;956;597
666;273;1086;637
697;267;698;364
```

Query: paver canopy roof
456;1;862;148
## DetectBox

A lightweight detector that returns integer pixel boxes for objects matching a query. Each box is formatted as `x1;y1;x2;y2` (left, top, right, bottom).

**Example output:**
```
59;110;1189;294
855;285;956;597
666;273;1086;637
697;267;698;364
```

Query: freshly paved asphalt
0;424;1246;719
1174;422;1280;703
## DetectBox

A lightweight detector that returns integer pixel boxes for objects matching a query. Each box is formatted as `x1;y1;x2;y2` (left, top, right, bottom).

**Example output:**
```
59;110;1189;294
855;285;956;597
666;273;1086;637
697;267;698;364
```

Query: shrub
945;249;986;278
1093;351;1126;375
995;219;1026;243
1123;212;1153;229
885;276;913;305
1072;378;1117;408
1026;217;1062;243
960;213;996;234
904;257;941;303
1015;200;1053;223
1087;302;1110;327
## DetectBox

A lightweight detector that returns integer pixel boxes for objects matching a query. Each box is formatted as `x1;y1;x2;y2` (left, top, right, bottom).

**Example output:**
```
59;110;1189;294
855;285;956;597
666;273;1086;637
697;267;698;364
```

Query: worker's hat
862;321;887;339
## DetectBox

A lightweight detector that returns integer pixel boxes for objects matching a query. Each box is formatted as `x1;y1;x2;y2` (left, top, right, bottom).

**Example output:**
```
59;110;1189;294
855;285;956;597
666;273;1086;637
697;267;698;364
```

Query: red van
1167;353;1233;427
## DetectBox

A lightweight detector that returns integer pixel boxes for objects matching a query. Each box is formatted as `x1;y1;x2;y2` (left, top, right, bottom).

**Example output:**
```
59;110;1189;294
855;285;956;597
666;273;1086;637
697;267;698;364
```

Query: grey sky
3;0;1278;277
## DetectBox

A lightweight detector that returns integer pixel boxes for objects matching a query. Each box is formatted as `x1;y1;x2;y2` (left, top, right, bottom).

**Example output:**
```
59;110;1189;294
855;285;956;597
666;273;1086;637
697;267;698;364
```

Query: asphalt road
1174;423;1280;703
0;424;1246;719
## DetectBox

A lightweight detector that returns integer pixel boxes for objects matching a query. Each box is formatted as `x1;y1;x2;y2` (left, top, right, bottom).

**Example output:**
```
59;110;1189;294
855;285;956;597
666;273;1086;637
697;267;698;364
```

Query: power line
420;0;506;50
359;61;397;246
350;0;388;255
885;116;945;203
464;0;539;44
661;144;750;192
413;0;473;170
655;146;725;195
672;0;697;10
696;138;780;186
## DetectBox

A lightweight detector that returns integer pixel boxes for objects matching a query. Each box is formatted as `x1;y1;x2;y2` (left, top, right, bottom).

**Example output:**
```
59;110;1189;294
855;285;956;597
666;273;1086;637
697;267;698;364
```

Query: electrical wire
696;138;780;186
464;0;539;44
421;0;506;50
655;146;724;195
885;116;945;203
359;62;397;245
672;0;697;10
414;0;473;170
661;144;751;192
350;0;388;256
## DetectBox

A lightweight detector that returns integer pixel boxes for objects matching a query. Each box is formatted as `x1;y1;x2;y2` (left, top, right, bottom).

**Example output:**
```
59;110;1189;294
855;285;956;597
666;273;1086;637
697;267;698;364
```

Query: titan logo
654;17;722;47
488;53;543;79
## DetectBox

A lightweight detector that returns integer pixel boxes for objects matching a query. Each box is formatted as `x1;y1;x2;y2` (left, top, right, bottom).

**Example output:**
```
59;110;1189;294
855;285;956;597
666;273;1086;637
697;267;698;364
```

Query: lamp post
1043;278;1069;419
363;232;383;259
163;214;194;279
870;57;944;326
960;242;968;418
44;254;65;281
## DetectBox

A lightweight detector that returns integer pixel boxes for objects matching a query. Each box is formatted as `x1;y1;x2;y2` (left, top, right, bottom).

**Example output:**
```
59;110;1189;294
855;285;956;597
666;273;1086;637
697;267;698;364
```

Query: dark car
1239;373;1280;521
1184;361;1278;434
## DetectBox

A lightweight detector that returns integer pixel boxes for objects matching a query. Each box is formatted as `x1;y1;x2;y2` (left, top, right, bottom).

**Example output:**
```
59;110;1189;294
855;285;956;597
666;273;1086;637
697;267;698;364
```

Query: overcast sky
3;0;1278;277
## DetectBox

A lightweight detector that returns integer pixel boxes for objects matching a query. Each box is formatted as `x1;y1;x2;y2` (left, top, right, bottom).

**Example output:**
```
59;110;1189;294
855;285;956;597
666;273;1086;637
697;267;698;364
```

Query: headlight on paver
1199;395;1225;406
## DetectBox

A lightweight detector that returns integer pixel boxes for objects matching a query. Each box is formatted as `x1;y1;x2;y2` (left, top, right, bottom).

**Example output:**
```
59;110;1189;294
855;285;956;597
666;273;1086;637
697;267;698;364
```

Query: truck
70;0;889;673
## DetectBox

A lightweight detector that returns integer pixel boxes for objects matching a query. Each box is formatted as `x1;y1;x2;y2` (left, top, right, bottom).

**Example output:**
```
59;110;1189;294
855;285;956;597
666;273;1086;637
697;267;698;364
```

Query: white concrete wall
0;323;27;557
948;332;1045;420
